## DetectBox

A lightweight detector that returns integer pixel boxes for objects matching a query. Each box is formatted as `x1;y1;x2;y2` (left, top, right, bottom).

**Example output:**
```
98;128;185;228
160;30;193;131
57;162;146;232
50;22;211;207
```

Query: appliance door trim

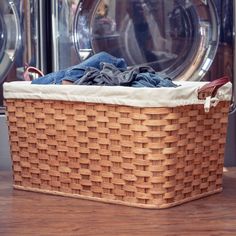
51;0;59;72
0;1;21;84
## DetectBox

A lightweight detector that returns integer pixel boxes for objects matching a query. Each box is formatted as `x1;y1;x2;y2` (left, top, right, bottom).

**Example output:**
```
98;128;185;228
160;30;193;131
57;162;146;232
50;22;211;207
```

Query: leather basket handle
198;76;230;100
23;66;44;81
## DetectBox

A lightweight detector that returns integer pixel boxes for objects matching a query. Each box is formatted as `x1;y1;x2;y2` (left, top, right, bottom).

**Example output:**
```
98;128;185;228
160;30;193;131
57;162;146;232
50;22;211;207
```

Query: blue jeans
132;71;177;88
31;52;127;84
68;63;177;88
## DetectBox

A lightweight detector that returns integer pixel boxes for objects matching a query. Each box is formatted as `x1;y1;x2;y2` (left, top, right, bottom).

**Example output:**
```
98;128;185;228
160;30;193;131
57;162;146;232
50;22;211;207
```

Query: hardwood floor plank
0;169;236;236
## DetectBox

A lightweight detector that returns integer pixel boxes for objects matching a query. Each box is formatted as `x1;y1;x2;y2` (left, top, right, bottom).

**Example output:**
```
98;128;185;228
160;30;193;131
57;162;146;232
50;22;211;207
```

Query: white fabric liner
3;81;232;108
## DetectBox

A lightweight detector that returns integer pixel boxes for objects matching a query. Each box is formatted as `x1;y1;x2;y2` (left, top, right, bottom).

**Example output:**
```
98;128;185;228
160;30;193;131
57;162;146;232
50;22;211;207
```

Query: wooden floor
0;169;236;236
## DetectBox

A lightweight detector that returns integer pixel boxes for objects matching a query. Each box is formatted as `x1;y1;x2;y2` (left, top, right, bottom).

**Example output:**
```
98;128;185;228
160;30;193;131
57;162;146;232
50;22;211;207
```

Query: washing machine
0;0;49;170
51;0;233;80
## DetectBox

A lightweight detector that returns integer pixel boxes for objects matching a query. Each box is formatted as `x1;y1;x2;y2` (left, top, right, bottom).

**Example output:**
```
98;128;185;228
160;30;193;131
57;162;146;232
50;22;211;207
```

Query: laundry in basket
3;77;232;208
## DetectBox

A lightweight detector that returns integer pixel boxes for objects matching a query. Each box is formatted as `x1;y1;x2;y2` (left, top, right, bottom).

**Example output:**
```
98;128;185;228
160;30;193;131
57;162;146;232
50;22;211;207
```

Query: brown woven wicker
5;99;229;209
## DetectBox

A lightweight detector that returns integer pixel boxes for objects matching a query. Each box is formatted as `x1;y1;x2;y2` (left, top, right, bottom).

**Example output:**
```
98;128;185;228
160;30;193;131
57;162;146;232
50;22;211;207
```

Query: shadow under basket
3;80;231;209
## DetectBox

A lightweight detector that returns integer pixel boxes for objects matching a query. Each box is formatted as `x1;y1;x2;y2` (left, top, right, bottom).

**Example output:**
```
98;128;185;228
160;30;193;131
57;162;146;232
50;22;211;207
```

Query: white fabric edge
3;81;232;108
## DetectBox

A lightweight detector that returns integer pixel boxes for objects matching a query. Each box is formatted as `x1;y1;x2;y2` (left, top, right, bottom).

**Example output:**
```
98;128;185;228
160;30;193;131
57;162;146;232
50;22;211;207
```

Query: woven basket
5;91;230;208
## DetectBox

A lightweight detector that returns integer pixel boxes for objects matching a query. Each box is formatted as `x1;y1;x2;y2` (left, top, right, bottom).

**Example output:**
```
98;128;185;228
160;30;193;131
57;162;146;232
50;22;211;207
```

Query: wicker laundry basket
3;79;232;209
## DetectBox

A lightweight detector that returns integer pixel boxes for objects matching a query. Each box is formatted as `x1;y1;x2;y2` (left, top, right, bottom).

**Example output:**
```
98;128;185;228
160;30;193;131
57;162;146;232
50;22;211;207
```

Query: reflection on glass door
73;0;219;81
52;0;233;83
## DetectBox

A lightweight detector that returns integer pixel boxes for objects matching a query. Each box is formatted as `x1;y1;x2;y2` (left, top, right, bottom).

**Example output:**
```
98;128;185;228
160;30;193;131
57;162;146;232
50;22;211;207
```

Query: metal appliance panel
0;0;44;110
51;0;227;81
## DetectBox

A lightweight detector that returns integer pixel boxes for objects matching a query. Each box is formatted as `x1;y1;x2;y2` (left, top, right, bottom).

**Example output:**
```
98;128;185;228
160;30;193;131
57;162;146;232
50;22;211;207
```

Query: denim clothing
73;63;177;88
75;63;135;86
31;52;127;84
132;72;177;88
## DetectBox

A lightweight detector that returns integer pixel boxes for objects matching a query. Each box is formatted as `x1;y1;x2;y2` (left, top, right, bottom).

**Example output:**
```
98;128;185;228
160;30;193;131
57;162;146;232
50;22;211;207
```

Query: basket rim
3;81;232;108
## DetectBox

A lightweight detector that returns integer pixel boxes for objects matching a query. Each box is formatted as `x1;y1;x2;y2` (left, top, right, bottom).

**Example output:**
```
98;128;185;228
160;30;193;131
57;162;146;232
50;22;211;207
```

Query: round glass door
0;0;21;84
73;0;219;81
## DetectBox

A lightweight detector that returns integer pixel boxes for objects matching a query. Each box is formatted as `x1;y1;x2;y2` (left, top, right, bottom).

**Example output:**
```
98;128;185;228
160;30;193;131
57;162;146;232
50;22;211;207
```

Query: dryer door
0;0;21;84
73;0;219;81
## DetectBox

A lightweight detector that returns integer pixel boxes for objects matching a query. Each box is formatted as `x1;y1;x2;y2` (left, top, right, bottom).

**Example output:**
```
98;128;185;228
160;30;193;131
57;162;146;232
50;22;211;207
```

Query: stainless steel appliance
225;0;236;166
50;0;233;81
0;0;49;170
0;0;49;111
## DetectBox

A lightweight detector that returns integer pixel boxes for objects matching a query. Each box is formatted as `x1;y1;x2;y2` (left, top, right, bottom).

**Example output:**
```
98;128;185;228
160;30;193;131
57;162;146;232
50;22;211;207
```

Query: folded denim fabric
31;52;127;84
74;63;177;88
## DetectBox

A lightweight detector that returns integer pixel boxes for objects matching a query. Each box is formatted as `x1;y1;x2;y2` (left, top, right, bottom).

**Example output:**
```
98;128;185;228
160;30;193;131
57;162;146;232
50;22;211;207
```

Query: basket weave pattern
5;99;229;208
